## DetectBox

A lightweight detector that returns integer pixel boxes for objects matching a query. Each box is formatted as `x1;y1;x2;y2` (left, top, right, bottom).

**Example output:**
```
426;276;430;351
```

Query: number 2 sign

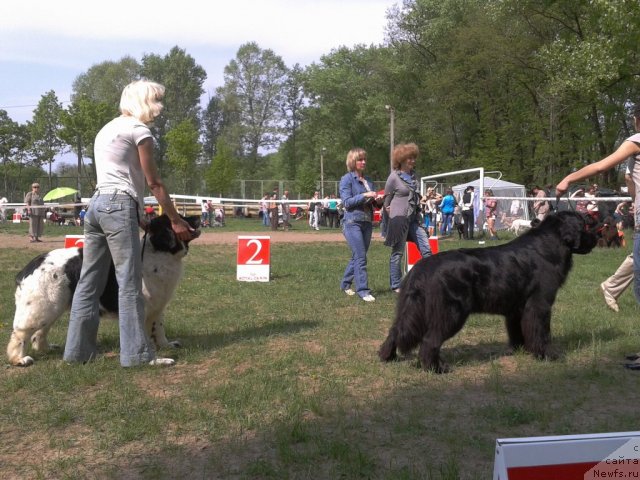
237;236;271;282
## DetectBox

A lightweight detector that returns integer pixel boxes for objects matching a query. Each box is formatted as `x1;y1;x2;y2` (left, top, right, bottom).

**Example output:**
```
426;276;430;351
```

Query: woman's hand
555;179;571;197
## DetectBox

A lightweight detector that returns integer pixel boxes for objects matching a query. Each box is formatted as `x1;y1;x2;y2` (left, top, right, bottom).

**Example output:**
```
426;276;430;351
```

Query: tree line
1;0;639;201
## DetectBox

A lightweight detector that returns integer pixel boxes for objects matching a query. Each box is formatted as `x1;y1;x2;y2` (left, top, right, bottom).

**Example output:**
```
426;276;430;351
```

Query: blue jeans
341;220;373;298
64;193;155;367
440;213;453;235
390;221;432;290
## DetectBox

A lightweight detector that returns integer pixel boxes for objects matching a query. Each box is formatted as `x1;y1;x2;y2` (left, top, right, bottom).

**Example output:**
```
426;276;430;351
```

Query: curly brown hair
391;143;419;170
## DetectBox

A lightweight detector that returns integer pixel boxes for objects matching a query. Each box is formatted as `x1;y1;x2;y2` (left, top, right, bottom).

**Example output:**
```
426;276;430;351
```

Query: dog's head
146;214;201;255
548;211;597;254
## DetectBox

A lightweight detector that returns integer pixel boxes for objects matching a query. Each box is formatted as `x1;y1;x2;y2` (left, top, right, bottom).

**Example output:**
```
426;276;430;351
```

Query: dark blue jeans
389;221;432;290
341;220;373;298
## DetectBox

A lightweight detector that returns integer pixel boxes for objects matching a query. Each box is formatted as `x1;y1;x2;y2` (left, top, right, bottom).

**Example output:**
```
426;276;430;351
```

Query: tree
295;159;319;198
141;46;207;168
280;64;306;178
0;110;29;196
59;97;116;194
165;120;201;193
201;94;225;162
72;56;141;108
27;91;64;188
205;139;236;197
218;42;288;171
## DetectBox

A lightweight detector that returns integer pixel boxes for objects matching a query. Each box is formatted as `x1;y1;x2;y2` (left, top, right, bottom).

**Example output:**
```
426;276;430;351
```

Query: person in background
439;188;456;236
531;185;550;221
339;148;383;302
383;143;432;293
461;185;475;240
201;200;209;227
327;194;339;228
260;193;270;227
281;190;291;230
424;187;441;236
0;196;7;222
25;182;45;242
483;188;499;240
269;190;279;231
63;80;193;368
308;191;320;231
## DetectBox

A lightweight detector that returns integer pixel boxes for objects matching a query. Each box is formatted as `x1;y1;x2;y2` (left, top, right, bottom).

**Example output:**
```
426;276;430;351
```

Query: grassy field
1;225;640;479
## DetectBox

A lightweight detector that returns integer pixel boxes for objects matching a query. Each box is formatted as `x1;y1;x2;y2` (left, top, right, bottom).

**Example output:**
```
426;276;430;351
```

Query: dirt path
0;229;383;251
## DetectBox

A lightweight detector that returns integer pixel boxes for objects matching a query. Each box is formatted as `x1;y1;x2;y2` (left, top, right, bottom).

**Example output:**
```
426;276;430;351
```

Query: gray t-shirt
94;115;152;213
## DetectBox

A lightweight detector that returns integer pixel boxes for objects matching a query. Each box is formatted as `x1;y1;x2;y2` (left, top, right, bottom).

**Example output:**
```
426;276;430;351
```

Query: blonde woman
339;148;383;302
64;80;192;367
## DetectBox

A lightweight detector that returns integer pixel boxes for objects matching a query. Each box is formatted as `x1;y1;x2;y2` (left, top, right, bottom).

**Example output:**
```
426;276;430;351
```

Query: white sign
493;432;640;479
237;236;271;282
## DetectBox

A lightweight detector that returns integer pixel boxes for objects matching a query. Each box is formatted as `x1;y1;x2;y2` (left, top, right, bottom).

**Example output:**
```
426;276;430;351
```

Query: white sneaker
600;283;619;313
392;288;401;293
149;357;176;366
362;294;376;302
344;288;356;296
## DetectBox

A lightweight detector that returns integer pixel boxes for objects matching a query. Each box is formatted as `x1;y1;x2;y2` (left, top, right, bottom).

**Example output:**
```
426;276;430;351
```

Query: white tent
452;176;529;229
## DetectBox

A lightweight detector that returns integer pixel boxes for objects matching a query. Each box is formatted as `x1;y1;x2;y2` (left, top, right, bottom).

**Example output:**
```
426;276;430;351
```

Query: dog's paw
17;356;34;367
167;340;182;349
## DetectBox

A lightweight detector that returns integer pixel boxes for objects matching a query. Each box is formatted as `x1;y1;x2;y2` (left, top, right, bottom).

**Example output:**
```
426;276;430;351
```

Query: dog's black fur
378;211;597;373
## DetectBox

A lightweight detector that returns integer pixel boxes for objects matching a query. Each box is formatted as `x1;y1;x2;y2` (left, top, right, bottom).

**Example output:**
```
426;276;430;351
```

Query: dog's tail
381;267;432;359
394;284;429;355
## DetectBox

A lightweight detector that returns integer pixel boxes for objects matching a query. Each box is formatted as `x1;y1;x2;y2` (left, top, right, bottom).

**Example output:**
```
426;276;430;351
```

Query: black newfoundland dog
378;211;597;373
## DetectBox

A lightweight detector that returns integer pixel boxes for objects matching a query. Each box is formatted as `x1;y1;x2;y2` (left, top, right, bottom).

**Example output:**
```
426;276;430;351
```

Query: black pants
462;209;474;239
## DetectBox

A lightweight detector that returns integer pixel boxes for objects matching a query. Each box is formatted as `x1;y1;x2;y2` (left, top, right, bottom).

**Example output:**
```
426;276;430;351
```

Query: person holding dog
339;148;383;302
556;103;640;368
383;143;432;293
63;80;193;368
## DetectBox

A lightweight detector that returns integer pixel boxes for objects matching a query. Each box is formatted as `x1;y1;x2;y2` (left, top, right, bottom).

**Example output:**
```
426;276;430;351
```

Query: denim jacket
339;171;376;223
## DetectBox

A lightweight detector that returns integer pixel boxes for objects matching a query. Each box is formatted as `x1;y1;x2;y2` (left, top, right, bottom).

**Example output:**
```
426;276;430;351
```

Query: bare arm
556;141;640;196
138;138;193;241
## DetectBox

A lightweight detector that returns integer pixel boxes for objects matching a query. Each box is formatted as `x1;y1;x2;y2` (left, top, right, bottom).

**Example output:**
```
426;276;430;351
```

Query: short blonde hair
391;143;419;169
346;148;367;172
119;80;165;124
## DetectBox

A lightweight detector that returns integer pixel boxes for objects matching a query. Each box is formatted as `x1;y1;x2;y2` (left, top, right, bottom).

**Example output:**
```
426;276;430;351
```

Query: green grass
1;231;639;479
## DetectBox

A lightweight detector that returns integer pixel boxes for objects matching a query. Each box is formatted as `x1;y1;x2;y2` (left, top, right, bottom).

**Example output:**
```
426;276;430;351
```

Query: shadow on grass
173;319;320;352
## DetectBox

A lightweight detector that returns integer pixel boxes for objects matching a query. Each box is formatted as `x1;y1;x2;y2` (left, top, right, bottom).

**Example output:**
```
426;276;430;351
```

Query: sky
0;0;398;125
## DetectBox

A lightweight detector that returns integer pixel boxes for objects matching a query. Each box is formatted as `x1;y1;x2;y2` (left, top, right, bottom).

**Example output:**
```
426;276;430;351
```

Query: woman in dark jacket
383;143;432;292
339;148;383;302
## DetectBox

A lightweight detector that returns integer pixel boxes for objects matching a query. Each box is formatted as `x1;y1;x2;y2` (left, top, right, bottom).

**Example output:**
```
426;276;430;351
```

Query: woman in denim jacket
339;148;383;302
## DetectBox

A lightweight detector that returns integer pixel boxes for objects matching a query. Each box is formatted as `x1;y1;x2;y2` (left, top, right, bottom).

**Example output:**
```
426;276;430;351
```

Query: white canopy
452;176;530;225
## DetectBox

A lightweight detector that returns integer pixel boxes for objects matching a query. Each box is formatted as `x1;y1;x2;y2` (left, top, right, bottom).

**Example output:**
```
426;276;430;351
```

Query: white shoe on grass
362;295;376;302
344;288;356;296
149;358;176;366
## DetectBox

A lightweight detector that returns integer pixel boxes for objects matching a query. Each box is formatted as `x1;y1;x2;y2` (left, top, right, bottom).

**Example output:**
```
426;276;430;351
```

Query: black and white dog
7;214;200;366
